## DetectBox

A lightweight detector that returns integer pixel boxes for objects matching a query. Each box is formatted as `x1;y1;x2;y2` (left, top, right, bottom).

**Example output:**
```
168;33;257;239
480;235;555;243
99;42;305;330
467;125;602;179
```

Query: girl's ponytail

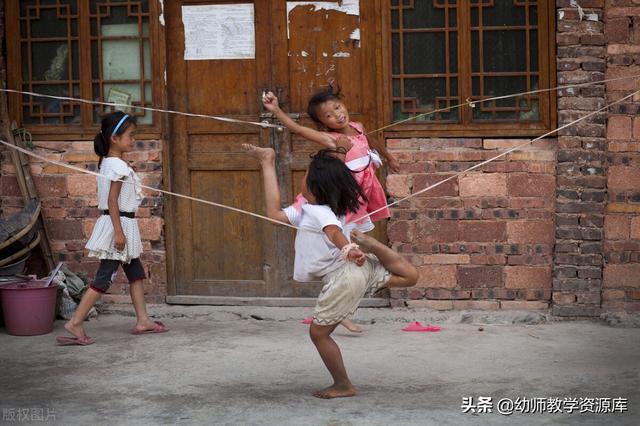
93;131;109;168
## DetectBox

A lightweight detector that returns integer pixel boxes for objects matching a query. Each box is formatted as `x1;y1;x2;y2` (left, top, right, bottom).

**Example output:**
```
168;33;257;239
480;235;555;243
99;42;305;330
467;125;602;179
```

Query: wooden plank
166;296;390;308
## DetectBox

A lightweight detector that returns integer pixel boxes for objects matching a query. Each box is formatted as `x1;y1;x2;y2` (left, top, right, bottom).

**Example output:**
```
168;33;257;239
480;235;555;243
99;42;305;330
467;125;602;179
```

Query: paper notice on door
182;4;255;60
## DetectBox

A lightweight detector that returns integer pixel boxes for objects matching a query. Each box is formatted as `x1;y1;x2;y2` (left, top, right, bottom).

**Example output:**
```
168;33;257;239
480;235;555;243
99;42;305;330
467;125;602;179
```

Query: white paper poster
182;4;255;60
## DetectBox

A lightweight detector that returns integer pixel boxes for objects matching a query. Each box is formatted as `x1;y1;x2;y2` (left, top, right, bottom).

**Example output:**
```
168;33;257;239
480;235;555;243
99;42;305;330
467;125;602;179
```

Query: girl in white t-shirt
243;144;418;399
57;111;168;346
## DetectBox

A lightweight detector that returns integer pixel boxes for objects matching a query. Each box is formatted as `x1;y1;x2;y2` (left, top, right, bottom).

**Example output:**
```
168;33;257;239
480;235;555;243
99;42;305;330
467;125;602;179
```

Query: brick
458;221;506;242
607;6;640;18
416;265;457;289
606;17;631;43
472;288;516;299
0;176;21;197
387;220;415;243
66;174;97;197
601;301;640;313
608;166;640;191
386;174;411;198
552;305;601;317
148;262;167;283
607;116;632;140
633;117;640;139
415;220;459;246
406;300;453;311
138;217;163;241
607;203;640;213
33;175;67;198
553;293;577;304
387;139;418;150
603;264;640;288
63;152;99;163
500;301;549;310
507;221;555;245
46;219;84;240
508;174;555;198
604;216;630;240
452;300;500;310
557;33;580;45
422;254;470;264
505;266;552;289
509;151;556;162
412;174;458;197
483;139;529;150
459;173;507;197
577;292;601;304
458;266;503;288
423;288;454;299
631;217;640;239
606;65;640;90
580;34;605;45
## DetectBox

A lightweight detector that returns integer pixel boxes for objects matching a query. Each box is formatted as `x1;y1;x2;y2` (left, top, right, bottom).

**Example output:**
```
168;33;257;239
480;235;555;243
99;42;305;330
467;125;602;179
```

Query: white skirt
85;215;143;263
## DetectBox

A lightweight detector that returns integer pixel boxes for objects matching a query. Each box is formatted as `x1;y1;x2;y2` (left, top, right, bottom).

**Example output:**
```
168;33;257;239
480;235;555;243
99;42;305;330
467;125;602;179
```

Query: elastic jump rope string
0;88;281;129
364;73;640;136
0;139;309;232
2;74;637;134
355;88;640;224
1;75;639;231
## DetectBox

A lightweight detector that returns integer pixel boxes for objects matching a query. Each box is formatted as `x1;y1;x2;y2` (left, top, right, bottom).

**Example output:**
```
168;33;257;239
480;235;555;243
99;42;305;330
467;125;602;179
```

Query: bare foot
241;144;275;162
350;229;381;253
64;320;89;340
340;319;363;333
313;383;357;399
132;318;167;333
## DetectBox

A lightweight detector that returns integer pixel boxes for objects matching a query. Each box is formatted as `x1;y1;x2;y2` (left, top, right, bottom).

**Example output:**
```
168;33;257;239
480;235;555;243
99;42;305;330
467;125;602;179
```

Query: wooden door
166;1;385;299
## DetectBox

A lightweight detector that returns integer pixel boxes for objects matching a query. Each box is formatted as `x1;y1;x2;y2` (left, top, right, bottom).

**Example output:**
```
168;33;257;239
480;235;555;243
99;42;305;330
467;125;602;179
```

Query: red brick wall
387;0;639;314
602;0;640;312
0;141;167;303
1;1;638;312
553;0;607;316
386;138;556;311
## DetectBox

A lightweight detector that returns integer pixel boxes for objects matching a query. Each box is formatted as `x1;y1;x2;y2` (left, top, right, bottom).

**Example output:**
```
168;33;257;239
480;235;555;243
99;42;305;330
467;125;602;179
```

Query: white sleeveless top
85;157;143;263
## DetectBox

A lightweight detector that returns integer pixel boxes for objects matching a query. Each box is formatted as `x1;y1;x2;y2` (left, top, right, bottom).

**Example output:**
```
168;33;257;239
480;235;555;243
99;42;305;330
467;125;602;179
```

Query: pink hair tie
341;243;360;261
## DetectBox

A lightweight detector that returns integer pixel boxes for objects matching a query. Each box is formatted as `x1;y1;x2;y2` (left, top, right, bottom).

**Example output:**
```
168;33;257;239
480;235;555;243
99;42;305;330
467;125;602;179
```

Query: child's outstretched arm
262;91;337;149
242;144;290;224
323;225;366;266
364;130;400;173
107;181;126;250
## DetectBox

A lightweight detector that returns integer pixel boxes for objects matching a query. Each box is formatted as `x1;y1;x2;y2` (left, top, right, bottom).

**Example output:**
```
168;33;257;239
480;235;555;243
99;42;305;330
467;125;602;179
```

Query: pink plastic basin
0;280;57;336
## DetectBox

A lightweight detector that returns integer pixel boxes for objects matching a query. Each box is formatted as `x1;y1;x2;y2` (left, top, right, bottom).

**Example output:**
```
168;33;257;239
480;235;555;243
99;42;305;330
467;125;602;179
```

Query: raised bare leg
309;323;357;399
350;230;418;288
242;144;286;221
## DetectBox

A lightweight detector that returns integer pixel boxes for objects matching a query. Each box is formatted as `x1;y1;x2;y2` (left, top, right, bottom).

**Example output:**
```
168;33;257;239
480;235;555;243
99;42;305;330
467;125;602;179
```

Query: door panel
167;1;385;298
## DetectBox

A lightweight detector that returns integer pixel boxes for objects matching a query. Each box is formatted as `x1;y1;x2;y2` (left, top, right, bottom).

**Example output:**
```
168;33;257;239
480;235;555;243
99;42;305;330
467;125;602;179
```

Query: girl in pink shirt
263;86;400;233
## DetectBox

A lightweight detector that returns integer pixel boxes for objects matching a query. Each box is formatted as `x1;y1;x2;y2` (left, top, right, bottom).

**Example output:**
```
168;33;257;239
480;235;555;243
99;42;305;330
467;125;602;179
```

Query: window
387;0;556;136
6;0;161;138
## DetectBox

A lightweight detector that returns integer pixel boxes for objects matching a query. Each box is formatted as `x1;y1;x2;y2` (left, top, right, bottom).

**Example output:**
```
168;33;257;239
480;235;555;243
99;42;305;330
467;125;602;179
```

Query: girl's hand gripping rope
341;243;366;266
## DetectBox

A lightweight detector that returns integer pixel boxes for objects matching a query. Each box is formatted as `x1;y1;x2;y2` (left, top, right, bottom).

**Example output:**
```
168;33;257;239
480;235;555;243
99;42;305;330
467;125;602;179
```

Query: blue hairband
112;114;129;135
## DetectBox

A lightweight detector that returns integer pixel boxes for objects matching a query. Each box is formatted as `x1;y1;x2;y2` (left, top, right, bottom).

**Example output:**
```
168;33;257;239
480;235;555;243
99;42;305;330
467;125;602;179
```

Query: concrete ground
0;305;638;426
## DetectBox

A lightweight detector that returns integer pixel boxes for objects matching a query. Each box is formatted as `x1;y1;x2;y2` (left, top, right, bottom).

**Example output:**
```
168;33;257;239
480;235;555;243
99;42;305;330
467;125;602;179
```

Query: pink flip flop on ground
56;335;95;346
302;316;314;324
402;321;441;332
130;320;169;335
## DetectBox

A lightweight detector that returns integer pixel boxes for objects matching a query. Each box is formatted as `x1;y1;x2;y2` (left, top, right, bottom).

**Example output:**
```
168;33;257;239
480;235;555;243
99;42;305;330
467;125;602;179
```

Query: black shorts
90;258;146;293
